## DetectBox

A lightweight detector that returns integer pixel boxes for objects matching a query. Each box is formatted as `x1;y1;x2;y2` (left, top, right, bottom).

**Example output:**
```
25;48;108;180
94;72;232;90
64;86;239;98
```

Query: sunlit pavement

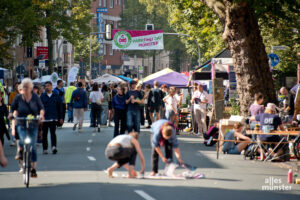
0;112;299;200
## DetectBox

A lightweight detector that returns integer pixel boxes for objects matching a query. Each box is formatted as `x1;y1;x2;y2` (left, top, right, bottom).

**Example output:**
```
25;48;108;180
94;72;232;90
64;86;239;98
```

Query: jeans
101;105;109;125
114;108;126;137
91;103;101;127
67;103;73;122
140;106;145;126
17;125;38;162
42;121;57;150
151;140;173;173
127;109;141;133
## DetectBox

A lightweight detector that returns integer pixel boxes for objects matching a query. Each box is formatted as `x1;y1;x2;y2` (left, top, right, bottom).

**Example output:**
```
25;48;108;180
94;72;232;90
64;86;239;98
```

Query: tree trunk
221;1;277;116
46;10;54;74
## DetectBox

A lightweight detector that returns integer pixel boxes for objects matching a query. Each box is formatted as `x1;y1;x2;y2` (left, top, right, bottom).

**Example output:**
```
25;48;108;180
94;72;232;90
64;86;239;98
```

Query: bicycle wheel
23;146;31;188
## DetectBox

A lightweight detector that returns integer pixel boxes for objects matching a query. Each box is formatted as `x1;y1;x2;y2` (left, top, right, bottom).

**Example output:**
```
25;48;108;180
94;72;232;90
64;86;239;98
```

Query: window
115;0;117;5
99;0;101;7
119;0;121;6
103;44;106;55
103;0;106;7
110;0;113;8
110;45;113;55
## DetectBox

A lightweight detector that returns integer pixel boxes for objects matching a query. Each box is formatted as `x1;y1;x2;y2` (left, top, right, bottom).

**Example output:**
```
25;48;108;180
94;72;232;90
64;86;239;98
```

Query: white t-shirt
109;135;133;148
89;91;104;104
165;94;180;111
192;90;208;109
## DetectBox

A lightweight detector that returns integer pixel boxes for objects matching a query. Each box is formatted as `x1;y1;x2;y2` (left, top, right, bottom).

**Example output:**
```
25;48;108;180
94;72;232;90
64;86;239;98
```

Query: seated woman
252;103;286;160
105;132;145;178
223;122;252;154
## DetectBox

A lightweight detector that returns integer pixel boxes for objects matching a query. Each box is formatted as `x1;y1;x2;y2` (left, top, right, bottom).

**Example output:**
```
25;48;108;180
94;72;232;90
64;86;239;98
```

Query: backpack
204;126;219;146
150;88;161;106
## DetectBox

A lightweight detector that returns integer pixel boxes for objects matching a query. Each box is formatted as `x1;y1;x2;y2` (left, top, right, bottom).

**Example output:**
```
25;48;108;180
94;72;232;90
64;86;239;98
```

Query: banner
68;67;79;84
50;72;59;88
112;30;164;50
37;46;49;59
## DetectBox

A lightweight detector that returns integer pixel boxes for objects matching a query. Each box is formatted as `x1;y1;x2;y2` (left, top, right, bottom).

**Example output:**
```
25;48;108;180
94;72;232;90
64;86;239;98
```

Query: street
0;112;299;200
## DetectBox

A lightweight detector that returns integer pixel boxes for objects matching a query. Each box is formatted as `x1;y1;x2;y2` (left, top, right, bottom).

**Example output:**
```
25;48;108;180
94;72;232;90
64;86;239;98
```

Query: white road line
87;156;96;161
88;139;93;143
92;133;96;136
134;190;156;200
86;147;91;151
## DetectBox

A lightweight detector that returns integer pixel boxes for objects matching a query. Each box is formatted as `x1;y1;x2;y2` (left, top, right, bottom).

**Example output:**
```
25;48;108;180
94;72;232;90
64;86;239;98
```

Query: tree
141;0;300;116
35;0;93;73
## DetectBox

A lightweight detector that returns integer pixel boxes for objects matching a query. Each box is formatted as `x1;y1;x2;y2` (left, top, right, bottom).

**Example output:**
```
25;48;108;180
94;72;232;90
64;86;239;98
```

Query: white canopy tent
33;75;64;84
92;73;123;84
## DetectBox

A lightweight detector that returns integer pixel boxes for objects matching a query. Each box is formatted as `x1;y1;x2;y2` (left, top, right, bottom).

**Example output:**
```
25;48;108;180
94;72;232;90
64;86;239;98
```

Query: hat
266;103;276;112
130;80;137;85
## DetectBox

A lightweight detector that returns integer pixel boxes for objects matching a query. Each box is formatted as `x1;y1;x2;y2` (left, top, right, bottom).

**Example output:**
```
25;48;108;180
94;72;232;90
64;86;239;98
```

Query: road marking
86;147;91;151
134;190;156;200
92;133;96;136
88;139;93;143
87;156;96;161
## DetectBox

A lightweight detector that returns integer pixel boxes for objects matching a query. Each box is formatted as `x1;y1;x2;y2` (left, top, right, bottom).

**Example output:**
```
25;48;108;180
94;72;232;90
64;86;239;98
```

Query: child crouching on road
105;132;145;178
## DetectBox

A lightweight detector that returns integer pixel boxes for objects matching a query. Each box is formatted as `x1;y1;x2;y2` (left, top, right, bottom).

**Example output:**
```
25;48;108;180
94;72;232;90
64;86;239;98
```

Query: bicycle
14;116;56;188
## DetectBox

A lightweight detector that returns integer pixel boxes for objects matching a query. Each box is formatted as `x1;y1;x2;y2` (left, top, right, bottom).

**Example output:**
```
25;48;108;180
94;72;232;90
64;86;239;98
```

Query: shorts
150;106;160;113
165;110;175;120
227;145;240;154
105;146;137;167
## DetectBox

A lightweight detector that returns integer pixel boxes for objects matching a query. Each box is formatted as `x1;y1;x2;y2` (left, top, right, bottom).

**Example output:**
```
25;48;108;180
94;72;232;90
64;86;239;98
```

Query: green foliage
229;99;241;116
74;35;102;66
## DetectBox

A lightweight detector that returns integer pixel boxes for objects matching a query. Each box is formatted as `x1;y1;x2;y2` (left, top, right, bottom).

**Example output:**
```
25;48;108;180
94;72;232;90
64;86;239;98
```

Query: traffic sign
39;60;46;69
268;53;280;67
97;8;108;13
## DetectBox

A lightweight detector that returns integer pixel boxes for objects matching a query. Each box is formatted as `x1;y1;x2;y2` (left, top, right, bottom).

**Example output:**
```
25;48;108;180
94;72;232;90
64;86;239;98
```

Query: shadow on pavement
0;182;298;200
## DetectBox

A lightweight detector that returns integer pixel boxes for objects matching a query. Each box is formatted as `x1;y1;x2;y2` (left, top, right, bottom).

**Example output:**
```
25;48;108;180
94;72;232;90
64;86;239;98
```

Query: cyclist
10;78;45;177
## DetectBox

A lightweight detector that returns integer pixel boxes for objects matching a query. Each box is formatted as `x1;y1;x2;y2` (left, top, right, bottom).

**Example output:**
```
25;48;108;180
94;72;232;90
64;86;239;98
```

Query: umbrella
93;73;123;84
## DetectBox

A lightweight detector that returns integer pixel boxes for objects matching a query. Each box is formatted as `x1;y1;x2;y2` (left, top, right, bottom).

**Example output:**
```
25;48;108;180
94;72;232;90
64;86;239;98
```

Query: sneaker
31;169;38;178
52;146;57;154
73;124;77;131
145;125;151;129
43;150;48;154
195;132;201;136
98;126;101;132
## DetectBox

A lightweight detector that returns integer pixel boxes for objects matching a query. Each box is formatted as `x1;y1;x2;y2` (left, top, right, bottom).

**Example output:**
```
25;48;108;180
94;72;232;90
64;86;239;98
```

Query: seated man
253;103;286;160
223;122;252;154
150;119;184;176
105;132;145;178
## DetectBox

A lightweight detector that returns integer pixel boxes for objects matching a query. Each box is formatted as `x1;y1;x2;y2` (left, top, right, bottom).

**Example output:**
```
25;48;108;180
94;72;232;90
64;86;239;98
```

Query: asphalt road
0;112;299;200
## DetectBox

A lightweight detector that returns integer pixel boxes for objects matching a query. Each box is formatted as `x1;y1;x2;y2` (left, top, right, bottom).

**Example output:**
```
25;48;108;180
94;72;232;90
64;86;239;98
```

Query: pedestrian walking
105;131;145;178
148;81;163;123
65;82;77;123
191;84;208;135
101;85;110;126
137;83;145;127
149;119;184;176
144;84;152;128
89;84;103;132
163;87;182;128
112;86;127;137
53;80;66;128
0;91;9;145
70;82;88;133
126;80;143;133
40;81;63;154
108;83;117;127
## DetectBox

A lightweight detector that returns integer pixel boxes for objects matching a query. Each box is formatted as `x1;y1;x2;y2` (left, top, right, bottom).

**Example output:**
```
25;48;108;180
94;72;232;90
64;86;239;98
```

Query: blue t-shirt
151;119;179;148
255;113;282;140
125;90;142;111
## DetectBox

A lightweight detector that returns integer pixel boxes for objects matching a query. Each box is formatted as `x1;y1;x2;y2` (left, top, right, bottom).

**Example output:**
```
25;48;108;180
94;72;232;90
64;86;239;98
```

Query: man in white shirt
191;84;208;135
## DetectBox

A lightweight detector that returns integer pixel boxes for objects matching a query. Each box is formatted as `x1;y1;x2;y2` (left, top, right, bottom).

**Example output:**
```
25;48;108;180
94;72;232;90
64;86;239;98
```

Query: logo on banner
114;31;132;49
